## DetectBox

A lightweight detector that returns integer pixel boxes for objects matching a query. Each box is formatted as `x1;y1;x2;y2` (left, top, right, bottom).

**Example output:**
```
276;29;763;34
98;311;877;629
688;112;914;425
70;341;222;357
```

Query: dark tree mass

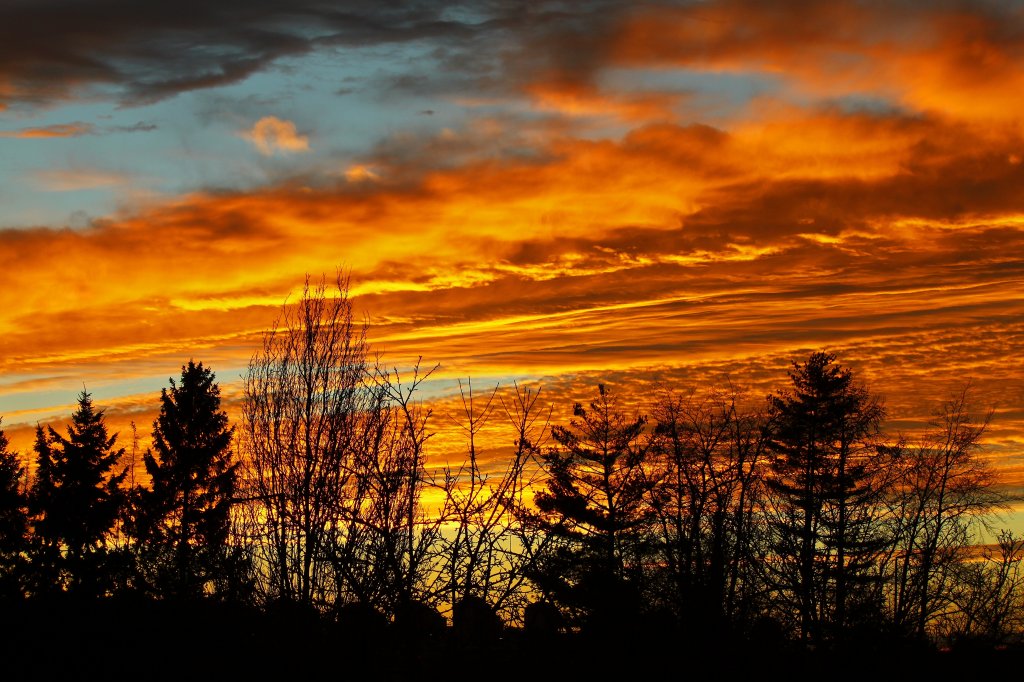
0;274;1021;679
28;391;127;595
0;421;28;598
130;360;239;599
764;352;887;643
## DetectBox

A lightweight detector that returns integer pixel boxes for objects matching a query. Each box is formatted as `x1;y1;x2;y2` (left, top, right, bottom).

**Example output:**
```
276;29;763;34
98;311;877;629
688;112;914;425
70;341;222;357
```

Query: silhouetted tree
377;362;444;611
648;386;770;630
880;386;1009;638
240;274;444;617
496;383;555;624
335;600;388;646
938;530;1024;645
435;380;548;625
530;384;652;631
239;273;370;607
0;419;28;597
327;360;446;617
133;360;240;599
764;352;886;643
439;379;500;610
393;599;446;643
29;390;127;594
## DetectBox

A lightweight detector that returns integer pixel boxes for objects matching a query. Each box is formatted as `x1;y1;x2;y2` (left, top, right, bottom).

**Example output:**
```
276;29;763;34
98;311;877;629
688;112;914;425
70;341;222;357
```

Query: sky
0;0;1022;495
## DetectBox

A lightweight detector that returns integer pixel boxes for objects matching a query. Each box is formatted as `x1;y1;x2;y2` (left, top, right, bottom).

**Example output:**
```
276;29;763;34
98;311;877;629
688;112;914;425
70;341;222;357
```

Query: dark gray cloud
30;0;1014;116
0;0;627;109
110;121;158;133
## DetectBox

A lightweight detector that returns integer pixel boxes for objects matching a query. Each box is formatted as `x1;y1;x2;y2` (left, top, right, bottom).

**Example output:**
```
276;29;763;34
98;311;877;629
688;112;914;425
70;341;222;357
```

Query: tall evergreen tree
134;360;238;599
530;385;652;630
0;419;29;597
30;391;127;594
764;352;886;644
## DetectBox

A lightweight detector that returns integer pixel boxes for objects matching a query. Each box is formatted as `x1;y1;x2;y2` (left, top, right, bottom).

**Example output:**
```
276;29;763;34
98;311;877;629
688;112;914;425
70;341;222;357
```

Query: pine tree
134;360;238;599
764;352;885;643
0;419;29;597
30;390;127;594
531;384;652;631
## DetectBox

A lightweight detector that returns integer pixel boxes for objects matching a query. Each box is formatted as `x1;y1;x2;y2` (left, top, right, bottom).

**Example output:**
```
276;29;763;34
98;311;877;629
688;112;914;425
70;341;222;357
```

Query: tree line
0;274;1020;654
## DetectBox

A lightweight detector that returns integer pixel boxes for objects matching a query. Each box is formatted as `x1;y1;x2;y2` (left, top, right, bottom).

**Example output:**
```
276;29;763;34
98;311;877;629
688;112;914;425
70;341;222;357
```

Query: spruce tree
134;360;238;599
764;352;885;644
30;391;127;594
0;420;28;597
531;384;652;631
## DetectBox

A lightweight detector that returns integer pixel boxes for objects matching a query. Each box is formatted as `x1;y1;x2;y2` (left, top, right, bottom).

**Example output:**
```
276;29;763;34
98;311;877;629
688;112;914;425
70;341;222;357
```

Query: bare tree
238;270;450;621
238;273;369;608
880;385;1010;638
436;380;551;625
935;530;1024;645
498;382;554;623
647;384;771;628
439;378;501;608
329;359;445;616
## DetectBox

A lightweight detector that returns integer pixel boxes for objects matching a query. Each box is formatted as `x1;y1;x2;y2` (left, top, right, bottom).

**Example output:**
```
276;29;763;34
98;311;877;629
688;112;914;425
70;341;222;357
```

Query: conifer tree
531;385;652;630
0;419;29;597
764;352;885;643
134;360;238;599
30;390;127;594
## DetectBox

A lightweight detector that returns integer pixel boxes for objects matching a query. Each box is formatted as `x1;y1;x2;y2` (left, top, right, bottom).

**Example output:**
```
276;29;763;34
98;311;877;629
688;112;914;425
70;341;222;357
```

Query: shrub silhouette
524;600;565;638
452;595;503;643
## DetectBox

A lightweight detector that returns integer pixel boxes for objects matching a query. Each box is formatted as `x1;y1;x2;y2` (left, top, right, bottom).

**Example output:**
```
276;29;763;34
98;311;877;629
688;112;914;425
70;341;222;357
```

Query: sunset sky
1;1;1022;500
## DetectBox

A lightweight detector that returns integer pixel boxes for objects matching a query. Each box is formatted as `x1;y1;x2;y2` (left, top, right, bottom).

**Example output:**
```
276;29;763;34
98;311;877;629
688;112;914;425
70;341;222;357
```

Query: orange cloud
611;1;1024;121
243;116;310;155
5;12;1024;484
344;165;379;183
0;122;95;138
525;81;683;122
2;109;1021;382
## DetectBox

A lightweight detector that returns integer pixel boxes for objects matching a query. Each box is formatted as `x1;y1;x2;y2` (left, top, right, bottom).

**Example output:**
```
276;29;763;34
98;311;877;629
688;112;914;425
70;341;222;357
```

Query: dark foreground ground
1;598;1020;681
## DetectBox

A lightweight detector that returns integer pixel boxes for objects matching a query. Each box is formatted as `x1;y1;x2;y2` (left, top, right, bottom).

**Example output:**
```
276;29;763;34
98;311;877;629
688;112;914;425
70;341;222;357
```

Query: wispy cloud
30;168;133;191
110;121;158;134
0;122;95;138
0;120;157;138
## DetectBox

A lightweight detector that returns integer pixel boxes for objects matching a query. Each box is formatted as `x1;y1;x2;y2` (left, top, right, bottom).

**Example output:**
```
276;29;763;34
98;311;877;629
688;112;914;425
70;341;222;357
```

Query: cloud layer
0;0;1022;488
